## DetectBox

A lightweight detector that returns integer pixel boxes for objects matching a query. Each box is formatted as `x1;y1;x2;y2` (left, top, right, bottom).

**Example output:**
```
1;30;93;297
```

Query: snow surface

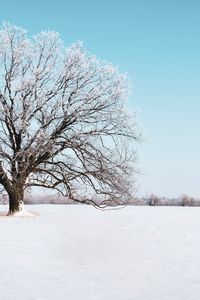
0;205;200;300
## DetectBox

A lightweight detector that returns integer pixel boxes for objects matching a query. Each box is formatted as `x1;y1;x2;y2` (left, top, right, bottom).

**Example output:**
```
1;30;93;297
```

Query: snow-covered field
0;205;200;300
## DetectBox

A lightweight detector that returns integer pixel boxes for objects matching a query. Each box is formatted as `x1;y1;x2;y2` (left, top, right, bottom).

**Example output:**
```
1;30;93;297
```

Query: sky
0;0;199;198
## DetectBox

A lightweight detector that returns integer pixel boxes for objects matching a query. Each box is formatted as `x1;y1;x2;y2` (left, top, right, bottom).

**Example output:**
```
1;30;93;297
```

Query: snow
0;205;200;300
7;210;35;217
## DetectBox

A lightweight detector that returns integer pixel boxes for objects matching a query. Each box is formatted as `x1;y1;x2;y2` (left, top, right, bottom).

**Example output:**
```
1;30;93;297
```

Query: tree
148;194;160;206
0;23;139;215
180;194;194;206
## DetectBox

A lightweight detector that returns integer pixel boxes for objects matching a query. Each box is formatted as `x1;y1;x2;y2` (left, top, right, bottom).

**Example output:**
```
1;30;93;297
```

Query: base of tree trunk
7;202;35;217
7;210;35;217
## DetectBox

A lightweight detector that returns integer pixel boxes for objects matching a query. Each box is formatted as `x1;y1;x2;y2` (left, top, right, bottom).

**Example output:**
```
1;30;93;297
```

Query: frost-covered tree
0;23;139;215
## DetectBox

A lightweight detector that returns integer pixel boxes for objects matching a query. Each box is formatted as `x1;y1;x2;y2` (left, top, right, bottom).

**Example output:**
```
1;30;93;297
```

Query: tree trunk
8;185;25;215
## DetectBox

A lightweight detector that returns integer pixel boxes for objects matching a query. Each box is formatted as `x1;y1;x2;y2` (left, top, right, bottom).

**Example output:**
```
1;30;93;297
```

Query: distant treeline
0;193;199;207
131;194;200;207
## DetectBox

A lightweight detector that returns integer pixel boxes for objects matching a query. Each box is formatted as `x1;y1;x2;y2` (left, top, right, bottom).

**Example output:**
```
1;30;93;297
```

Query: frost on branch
0;22;139;212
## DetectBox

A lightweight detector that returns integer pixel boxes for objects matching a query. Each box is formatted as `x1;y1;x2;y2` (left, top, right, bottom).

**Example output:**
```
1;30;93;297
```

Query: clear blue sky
1;0;199;197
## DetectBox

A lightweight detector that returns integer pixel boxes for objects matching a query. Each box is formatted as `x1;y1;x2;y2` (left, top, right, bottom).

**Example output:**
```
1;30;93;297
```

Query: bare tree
148;194;160;206
180;194;194;206
0;23;139;215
